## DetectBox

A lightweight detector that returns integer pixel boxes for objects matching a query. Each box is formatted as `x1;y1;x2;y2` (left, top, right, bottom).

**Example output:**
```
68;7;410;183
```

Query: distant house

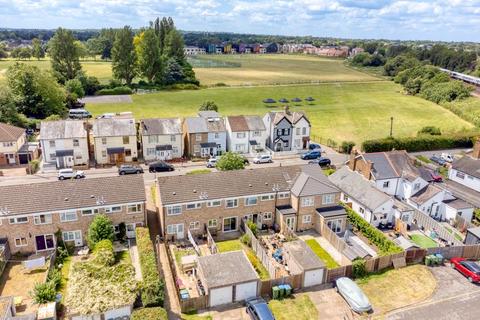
92;118;138;165
0;122;35;166
449;140;480;193
263;107;311;152
225;115;267;154
40;120;89;168
140;118;183;161
350;47;365;57
184;46;205;55
183;111;226;158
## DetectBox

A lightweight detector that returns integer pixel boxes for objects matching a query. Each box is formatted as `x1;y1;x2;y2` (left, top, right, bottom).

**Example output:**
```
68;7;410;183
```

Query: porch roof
200;142;217;148
55;149;74;157
106;147;125;155
316;205;347;218
156;145;172;151
276;205;296;215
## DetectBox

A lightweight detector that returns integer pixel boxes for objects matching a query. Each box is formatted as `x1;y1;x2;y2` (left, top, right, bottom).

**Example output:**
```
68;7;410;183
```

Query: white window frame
166;205;182;216
278;192;290;199
195;134;202;142
225;198;238;208
105;206;122;214
101;137;107;145
207;200;221;207
60;211;78;222
383;181;390;188
327;219;342;233
34;214;52;225
263;212;272;220
456;172;465;179
9;216;28;224
208;219;218;228
82;208;99;216
186;202;202;210
322;194;335;205
359;207;365;214
127;204;142;213
301;197;314;207
245;196;258;206
15;237;28;247
236;132;246;139
62;230;80;242
189;221;200;230
261;194;275;201
148;135;159;144
171;135;176;142
302;215;312;223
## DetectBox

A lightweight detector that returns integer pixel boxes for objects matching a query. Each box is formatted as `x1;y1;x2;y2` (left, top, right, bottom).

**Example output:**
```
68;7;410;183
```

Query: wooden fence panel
325;266;348;283
427;246;464;259
463;245;480;259
412;211;463;246
318;222;347;254
405;249;427;264
180;296;208;312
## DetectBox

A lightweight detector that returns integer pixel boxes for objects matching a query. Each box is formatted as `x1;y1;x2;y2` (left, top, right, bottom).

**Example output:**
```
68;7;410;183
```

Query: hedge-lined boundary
344;205;403;255
136;227;165;307
361;133;478;153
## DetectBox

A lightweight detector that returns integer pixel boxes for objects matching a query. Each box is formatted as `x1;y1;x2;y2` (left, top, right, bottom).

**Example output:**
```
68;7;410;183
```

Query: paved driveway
306;286;357;320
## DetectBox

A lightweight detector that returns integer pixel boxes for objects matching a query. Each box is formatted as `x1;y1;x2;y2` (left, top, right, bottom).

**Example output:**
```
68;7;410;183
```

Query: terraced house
0;175;146;254
140;118;183;161
156;165;347;240
0;122;37;166
183;111;226;158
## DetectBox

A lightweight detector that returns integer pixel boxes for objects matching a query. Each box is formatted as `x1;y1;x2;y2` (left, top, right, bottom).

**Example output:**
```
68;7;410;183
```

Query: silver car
336;277;372;313
253;154;272;164
58;168;85;180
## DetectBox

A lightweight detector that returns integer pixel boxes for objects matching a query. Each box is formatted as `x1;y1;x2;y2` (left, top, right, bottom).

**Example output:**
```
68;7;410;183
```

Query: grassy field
86;81;473;145
305;239;339;269
190;54;380;85
357;265;436;315
269;295;318;320
410;234;439;248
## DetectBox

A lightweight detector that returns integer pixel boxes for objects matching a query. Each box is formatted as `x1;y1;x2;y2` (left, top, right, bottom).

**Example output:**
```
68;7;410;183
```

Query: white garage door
304;268;324;287
235;281;258;302
210;286;233;307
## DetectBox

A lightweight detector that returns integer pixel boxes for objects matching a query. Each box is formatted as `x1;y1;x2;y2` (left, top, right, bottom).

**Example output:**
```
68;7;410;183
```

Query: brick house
0;123;28;166
92;118;138;165
140;118;183;161
0;175;146;254
156;165;347;241
183;112;226;158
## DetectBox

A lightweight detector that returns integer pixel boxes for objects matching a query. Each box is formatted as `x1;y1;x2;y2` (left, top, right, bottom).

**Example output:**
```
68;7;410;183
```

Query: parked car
450;257;480;283
441;153;454;163
309;143;322;151
300;150;321;160
308;157;332;167
148;161;174;173
429;170;443;183
336;277;372;313
118;164;144;175
25;128;35;135
206;158;218;168
245;297;275;320
96;112;115;119
253;154;272;164
58;169;85;180
429;155;446;166
68;109;92;119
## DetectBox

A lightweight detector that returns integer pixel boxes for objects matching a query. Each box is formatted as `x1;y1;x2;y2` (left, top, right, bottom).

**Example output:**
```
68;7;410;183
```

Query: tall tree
164;57;184;85
48;28;82;83
31;38;45;60
111;26;137;85
159;17;174;55
0;87;24;126
6;63;67;118
165;29;185;62
135;29;163;83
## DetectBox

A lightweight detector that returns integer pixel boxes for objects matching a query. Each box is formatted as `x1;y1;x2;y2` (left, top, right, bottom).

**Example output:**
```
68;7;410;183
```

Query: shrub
28;159;40;174
96;86;133;95
31;281;56;304
352;259;367;278
87;214;115;249
56;246;70;265
362;133;478;153
247;220;258;237
240;234;252;247
131;307;168;320
216;152;245;171
93;239;115;266
199;100;218;112
47;267;62;289
418;126;441;136
136;227;165;307
340;141;355;154
344;205;402;255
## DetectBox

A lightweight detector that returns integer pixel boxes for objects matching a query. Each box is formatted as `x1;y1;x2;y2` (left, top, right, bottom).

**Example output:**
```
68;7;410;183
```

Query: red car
428;170;443;183
450;257;480;283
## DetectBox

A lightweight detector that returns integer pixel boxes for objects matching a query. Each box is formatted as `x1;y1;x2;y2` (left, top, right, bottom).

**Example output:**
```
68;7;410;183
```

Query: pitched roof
141;118;182;135
227;115;266;132
158;166;302;205
452;156;480;179
198;251;258;288
0;123;25;142
290;165;339;197
329;166;392;211
267;110;309;126
409;184;443;205
0;175;146;216
284;240;325;271
198;111;221;119
40;120;87;140
92;118;136;137
362;150;428;181
443;198;474;210
185;117;226;134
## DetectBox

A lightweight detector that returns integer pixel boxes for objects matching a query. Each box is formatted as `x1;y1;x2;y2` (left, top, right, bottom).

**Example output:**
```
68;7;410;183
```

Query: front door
285;216;296;231
126;223;136;238
73;231;82;247
223;217;238;232
176;223;185;239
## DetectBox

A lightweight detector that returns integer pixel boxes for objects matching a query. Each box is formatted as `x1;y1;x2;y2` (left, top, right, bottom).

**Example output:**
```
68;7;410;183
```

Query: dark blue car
246;298;275;320
301;150;321;160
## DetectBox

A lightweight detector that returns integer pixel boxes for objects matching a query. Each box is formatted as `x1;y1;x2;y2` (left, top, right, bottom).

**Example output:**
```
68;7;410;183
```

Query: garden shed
284;240;326;287
197;251;260;307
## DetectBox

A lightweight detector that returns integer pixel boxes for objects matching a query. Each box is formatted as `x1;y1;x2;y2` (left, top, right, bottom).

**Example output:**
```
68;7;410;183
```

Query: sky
1;0;480;42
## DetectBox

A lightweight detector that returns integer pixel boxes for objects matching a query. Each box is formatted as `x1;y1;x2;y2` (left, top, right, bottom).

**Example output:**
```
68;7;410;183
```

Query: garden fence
412;210;463;246
244;222;281;278
206;228;218;255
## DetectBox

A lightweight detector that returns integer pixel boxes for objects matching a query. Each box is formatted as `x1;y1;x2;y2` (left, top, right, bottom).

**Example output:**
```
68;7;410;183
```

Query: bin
283;284;292;297
425;256;431;266
272;286;280;299
278;285;285;299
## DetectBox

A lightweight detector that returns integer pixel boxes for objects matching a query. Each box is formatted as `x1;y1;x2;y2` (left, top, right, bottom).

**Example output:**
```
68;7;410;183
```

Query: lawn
186;169;211;175
410;234;439;248
216;239;270;280
269;295;318;320
357;265;436;315
86;81;473;145
189;54;380;86
305;239;339;269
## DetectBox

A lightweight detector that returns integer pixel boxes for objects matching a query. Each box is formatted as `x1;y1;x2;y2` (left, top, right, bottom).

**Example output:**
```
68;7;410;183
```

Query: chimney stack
473;138;480;160
284;105;290;115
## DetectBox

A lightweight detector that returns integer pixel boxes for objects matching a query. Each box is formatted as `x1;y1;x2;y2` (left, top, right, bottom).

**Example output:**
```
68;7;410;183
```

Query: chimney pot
473;138;480;160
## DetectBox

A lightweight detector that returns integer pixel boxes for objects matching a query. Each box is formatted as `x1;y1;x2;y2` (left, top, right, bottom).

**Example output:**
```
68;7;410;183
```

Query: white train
439;68;480;86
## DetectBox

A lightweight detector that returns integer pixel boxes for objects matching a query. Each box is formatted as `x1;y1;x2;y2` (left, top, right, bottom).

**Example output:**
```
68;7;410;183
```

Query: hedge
361;133;478;153
344;205;403;256
136;227;165;307
96;86;133;95
131;307;168;320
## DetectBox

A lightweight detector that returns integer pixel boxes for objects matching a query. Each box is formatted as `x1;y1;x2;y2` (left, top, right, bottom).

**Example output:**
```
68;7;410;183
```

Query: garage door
210;286;233;307
304;268;324;287
235;281;258;302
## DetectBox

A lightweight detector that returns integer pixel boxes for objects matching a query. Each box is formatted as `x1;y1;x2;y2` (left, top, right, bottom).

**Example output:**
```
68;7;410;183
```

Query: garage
284;240;326;288
197;251;260;307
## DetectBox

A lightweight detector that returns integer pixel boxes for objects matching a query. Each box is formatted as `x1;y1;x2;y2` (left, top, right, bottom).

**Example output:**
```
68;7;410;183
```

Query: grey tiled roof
409;184;443;205
158;166;301;205
284;240;325;271
452;156;480;179
141;118;182;135
185;117;226;133
40;120;87;140
92;118;136;137
198;251;258;288
290;165;339;197
267;111;310;125
0;123;25;142
443;198;473;210
329;166;392;211
0;175;146;216
362;150;429;181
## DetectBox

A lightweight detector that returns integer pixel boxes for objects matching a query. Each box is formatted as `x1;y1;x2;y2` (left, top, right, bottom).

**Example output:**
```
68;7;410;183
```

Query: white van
69;109;92;119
